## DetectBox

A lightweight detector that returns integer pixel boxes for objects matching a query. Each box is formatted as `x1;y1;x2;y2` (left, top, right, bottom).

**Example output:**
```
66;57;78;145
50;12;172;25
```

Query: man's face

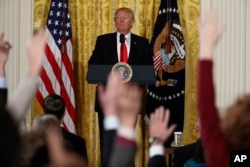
114;10;134;35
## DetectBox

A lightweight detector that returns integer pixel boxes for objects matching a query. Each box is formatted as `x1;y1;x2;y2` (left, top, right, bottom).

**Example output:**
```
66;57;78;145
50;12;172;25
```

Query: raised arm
198;9;224;60
148;106;176;167
197;9;229;167
98;72;122;167
108;81;143;167
7;30;48;124
0;32;12;77
0;32;12;105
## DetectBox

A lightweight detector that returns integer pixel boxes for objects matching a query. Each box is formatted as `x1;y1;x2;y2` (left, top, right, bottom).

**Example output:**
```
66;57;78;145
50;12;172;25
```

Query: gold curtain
177;0;200;144
33;0;160;167
33;0;200;166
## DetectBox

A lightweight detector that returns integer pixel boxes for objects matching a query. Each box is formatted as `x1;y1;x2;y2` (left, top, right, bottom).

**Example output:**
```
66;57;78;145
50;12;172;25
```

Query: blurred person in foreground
147;106;176;167
98;72;176;167
42;94;88;165
98;72;141;167
31;114;87;167
198;8;250;167
0;30;47;166
15;115;61;167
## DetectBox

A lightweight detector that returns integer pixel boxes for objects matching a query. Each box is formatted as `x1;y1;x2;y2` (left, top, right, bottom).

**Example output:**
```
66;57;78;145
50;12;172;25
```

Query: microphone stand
120;34;125;62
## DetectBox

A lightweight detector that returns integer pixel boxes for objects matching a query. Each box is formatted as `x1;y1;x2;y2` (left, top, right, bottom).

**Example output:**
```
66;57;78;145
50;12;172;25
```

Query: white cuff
0;77;7;88
104;116;119;130
117;126;135;140
149;145;164;157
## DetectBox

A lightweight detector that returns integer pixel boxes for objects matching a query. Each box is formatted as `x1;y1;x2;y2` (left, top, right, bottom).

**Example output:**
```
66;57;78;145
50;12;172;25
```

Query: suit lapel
111;32;119;63
128;34;137;64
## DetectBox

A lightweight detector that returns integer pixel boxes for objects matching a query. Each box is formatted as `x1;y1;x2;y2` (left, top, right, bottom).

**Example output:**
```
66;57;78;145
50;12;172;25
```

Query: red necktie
120;42;128;63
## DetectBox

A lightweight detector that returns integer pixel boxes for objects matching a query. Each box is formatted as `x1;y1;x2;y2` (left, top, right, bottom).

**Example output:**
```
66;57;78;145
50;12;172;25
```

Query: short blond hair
114;7;134;21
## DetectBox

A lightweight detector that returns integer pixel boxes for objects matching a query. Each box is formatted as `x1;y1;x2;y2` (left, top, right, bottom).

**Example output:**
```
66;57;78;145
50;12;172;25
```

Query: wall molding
201;0;249;111
0;0;33;130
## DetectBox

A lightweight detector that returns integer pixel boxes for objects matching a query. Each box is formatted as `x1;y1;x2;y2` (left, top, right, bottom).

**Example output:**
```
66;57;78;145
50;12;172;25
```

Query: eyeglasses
115;16;132;20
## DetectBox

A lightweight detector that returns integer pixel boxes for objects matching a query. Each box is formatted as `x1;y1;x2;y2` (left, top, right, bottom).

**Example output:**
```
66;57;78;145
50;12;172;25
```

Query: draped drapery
32;0;200;166
177;0;200;144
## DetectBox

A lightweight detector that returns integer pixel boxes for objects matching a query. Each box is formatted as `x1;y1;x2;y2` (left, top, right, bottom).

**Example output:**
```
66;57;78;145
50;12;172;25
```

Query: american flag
36;0;76;133
153;51;166;71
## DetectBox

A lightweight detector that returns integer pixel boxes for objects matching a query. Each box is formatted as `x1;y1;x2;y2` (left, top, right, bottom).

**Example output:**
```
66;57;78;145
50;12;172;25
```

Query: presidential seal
111;62;133;83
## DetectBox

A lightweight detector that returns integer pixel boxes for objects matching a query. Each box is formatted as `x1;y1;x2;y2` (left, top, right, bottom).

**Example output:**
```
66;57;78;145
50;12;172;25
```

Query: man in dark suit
42;94;88;164
173;119;204;167
172;139;201;167
88;7;153;164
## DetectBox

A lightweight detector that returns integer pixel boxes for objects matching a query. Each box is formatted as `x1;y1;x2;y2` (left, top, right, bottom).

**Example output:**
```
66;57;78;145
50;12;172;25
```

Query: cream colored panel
246;0;250;92
0;0;33;130
0;0;20;93
201;0;248;111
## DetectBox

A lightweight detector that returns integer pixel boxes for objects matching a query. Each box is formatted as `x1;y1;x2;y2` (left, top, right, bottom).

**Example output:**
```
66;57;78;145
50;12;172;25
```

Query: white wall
246;0;250;92
0;0;33;130
201;0;250;112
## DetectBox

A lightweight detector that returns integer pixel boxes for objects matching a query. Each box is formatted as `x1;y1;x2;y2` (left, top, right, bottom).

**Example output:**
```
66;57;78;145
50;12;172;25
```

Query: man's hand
198;8;224;60
150;106;176;145
118;83;143;128
27;30;48;76
0;32;12;76
98;72;122;116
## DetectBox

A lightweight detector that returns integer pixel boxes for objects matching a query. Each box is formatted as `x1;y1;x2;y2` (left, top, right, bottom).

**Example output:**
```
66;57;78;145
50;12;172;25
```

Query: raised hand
0;32;12;76
98;72;122;116
26;30;48;76
198;8;224;59
117;82;143;128
150;106;176;145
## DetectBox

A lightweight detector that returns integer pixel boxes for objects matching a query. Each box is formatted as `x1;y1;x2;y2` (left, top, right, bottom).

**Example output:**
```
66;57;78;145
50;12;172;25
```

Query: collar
116;32;131;43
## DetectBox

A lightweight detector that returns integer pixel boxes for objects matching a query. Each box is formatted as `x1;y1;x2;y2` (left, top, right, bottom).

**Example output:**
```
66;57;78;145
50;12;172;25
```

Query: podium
86;65;156;85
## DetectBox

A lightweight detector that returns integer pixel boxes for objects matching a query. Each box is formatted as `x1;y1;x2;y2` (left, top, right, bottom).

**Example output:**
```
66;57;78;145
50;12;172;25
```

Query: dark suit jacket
88;32;153;113
88;32;153;66
0;107;21;167
0;88;7;108
103;128;165;167
173;141;198;167
102;129;116;167
61;128;88;161
0;77;41;166
102;127;137;167
0;88;21;167
148;141;199;167
108;136;137;167
148;155;166;167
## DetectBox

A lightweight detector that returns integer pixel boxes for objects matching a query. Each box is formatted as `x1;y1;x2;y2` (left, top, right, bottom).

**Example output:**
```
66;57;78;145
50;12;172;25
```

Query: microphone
120;34;125;43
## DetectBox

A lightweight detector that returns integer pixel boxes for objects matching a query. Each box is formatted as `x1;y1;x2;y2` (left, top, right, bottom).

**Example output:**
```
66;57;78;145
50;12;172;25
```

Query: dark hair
193;138;205;163
42;94;65;120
